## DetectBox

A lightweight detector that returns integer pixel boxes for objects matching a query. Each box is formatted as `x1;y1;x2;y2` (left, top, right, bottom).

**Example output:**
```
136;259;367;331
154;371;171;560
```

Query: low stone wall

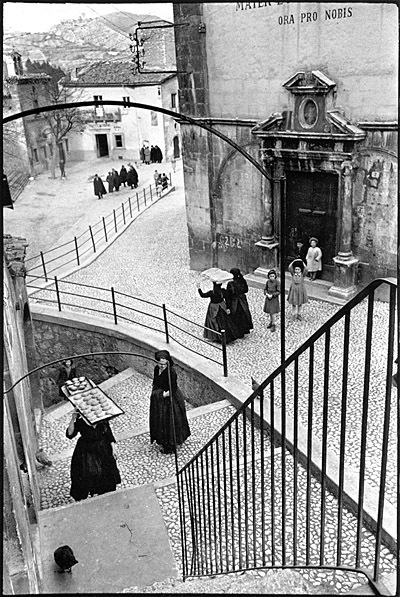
30;305;248;410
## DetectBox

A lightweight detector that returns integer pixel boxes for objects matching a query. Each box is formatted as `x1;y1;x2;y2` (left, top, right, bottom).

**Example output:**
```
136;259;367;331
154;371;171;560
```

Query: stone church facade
173;2;397;296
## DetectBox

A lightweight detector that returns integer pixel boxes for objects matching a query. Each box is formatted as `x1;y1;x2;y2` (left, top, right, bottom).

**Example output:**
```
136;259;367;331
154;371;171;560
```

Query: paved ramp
38;484;179;593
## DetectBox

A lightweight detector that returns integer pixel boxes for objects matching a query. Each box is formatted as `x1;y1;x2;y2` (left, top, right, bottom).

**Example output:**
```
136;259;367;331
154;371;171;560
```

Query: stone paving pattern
31;166;397;507
13;161;396;593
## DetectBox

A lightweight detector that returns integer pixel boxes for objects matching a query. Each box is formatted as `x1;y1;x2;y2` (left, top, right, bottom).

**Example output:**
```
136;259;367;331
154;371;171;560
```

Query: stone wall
31;306;240;409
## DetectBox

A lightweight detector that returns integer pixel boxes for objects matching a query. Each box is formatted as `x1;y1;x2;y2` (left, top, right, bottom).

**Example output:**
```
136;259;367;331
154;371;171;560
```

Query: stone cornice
356;121;398;131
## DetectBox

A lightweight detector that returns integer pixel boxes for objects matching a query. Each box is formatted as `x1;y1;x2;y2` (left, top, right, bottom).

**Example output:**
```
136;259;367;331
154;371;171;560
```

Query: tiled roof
63;61;175;87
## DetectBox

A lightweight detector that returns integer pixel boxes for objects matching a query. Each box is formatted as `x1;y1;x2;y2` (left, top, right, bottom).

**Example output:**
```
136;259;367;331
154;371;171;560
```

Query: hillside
4;12;176;73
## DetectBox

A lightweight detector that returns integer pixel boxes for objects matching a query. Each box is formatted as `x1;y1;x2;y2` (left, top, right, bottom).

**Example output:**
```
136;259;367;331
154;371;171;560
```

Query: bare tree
32;81;86;178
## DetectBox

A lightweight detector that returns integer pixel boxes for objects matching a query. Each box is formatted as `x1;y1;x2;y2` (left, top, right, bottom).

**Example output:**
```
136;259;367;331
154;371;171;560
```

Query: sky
3;2;174;33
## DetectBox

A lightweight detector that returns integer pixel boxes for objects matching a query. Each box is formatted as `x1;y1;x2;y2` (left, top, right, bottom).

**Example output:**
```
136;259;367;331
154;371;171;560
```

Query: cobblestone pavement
38;368;396;594
28;165;397;593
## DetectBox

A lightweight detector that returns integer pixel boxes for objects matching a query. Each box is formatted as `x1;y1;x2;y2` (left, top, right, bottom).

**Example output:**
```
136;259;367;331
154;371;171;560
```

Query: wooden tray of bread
62;376;124;426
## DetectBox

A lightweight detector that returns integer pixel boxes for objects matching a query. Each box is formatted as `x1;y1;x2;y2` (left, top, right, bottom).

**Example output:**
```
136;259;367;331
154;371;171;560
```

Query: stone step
245;270;347;306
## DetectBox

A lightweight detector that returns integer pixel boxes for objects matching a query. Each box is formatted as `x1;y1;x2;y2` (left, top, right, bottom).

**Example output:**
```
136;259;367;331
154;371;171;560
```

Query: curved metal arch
3;99;272;182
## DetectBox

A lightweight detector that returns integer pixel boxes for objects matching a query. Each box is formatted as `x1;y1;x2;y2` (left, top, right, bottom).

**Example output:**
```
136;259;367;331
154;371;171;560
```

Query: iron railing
25;175;172;282
26;276;228;376
176;278;398;594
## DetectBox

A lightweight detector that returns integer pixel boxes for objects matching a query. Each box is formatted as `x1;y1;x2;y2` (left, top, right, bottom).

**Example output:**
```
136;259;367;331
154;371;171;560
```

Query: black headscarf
154;350;174;366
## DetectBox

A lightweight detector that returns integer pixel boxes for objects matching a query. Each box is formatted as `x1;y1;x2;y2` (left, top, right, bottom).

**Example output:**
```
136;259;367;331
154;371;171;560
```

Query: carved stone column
329;161;359;299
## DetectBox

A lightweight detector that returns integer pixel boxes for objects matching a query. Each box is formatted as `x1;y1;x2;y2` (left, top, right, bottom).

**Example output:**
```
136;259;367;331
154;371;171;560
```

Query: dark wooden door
96;134;109;158
285;171;338;278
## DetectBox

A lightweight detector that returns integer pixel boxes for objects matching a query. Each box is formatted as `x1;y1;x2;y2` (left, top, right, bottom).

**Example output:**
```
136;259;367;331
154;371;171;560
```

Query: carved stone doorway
285;171;338;280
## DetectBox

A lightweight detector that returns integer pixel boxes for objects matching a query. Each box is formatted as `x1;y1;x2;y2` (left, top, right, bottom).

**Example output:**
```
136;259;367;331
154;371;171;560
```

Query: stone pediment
282;70;336;95
252;109;365;139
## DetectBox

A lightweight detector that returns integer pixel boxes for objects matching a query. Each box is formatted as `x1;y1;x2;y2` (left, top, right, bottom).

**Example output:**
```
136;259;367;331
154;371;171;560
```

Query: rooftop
62;61;176;87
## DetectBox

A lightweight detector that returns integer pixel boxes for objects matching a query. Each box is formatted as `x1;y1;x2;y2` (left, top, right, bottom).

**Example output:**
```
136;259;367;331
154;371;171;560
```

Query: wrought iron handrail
26;275;228;375
176;278;398;594
25;175;172;281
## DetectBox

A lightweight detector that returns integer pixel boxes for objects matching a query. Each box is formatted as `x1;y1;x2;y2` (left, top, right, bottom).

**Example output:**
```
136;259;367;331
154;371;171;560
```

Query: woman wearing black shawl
224;268;253;336
149;350;191;454
197;280;241;343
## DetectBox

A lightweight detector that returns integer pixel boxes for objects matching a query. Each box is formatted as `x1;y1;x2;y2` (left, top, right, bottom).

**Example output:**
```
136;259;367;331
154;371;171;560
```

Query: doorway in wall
173;135;180;158
285;171;338;280
95;134;109;157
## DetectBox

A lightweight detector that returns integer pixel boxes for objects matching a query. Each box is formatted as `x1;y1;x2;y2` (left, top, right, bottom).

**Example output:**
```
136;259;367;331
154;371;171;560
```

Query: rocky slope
4;12;176;73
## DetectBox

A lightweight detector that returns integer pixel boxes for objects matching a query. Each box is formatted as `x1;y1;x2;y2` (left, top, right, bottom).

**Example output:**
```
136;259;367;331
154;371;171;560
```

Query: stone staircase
37;368;396;595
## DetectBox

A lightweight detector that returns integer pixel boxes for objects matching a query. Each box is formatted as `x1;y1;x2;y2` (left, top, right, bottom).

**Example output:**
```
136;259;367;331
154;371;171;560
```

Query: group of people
197;268;254;344
60;351;191;502
93;164;139;199
197;237;323;339
153;170;169;194
140;145;163;165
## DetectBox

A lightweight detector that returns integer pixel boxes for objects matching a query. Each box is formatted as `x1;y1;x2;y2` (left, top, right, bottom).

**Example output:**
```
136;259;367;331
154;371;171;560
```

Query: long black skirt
231;296;253;336
203;305;241;344
70;438;121;501
150;388;191;452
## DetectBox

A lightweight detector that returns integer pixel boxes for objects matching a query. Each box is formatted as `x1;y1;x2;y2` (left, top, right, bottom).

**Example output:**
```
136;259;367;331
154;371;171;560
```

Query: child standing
306;237;322;281
287;259;308;321
263;269;280;332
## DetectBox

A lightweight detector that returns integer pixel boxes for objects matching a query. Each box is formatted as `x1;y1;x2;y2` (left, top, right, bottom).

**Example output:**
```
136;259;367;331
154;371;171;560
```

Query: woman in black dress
57;359;78;398
224;268;253;336
197;280;240;343
149;350;191;454
66;411;121;501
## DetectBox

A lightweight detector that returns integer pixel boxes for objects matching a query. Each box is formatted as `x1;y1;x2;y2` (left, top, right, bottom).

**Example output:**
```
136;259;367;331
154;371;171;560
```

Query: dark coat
66;416;121;501
106;173;114;192
150;146;157;163
263;278;280;314
119;166;127;183
224;277;253;335
154;145;163;163
149;365;191;452
127;167;138;188
140;147;145;162
112;171;120;190
198;287;241;343
93;176;106;197
161;174;168;190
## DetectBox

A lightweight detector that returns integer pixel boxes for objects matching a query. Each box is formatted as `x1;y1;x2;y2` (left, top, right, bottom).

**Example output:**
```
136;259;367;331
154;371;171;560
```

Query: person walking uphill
119;165;127;187
287;259;308;321
127;165;138;189
66;410;121;501
106;171;114;193
149;350;191;454
197;279;240;344
263;269;280;332
93;174;107;200
224;268;253;336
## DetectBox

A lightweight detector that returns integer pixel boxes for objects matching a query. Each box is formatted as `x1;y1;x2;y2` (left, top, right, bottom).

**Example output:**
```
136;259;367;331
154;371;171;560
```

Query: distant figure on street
306;237;322;281
263;269;280;332
93;174;107;200
140;146;145;163
127;165;138;189
171;158;176;173
224;268;253;336
119;165;127;187
149;350;191;454
154;145;163;163
287;259;308;321
106;171;114;193
150;145;157;163
144;146;151;165
112;168;120;191
161;173;169;190
153;170;160;185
